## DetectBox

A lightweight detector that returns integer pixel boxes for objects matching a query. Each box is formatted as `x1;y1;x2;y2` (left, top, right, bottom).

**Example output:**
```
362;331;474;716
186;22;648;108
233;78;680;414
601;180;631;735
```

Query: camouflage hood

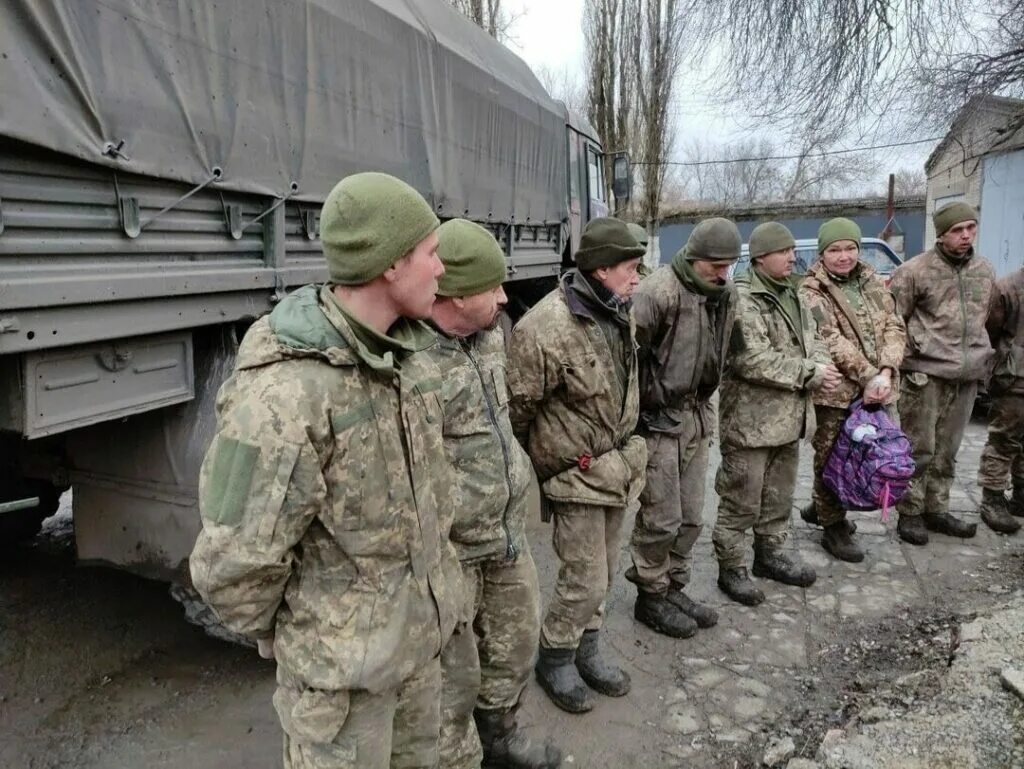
235;284;435;373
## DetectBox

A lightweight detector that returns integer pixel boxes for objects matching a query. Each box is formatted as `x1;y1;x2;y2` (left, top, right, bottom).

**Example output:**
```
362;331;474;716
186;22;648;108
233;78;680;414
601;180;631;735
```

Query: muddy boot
1010;486;1024;518
666;587;719;628
822;521;865;562
535;645;592;713
979;488;1021;534
801;502;856;533
474;706;563;769
717;566;765;606
923;511;977;539
634;592;698;638
897;514;928;545
752;547;817;587
574;630;630;697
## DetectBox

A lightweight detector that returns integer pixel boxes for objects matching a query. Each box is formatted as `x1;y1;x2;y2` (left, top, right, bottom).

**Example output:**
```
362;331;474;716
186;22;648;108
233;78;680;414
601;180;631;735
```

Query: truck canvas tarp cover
0;0;568;224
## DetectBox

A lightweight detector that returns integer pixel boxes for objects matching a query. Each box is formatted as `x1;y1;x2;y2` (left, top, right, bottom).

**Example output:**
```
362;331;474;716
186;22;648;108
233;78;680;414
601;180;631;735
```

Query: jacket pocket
274;686;353;750
562;355;607;399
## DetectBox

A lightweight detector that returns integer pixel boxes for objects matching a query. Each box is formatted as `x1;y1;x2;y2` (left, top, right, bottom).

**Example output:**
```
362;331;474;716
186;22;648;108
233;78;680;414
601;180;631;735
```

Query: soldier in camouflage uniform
976;267;1024;534
713;222;842;606
189;173;463;769
626;218;740;638
508;217;647;714
890;202;995;545
798;218;907;562
430;220;562;769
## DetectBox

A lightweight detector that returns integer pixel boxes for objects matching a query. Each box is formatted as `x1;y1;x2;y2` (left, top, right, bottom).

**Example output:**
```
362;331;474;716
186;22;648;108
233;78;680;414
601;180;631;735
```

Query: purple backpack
822;400;916;519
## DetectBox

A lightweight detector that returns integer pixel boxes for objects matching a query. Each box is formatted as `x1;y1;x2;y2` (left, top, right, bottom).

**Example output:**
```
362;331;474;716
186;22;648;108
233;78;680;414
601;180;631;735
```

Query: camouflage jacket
799;260;906;408
508;272;646;508
889;246;996;382
428;326;531;564
720;268;831;448
633;264;735;436
986;269;1024;395
189;285;462;694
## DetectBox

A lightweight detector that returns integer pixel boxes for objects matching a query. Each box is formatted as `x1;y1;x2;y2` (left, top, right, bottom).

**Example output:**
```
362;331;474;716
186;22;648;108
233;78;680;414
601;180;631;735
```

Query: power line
632;136;943;167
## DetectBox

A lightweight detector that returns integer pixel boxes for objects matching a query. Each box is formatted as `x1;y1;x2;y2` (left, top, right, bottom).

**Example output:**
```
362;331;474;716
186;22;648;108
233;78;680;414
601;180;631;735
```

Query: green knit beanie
684;217;741;262
575;217;647;271
627;222;649;247
933;201;978;236
818;217;862;254
320;172;440;285
436;219;507;297
748;221;796;259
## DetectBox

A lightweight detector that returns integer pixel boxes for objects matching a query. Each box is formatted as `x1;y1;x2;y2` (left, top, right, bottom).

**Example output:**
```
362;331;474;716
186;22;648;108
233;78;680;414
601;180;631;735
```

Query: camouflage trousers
540;501;627;650
439;548;541;769
897;373;977;517
978;393;1024;491
712;442;799;570
627;426;710;594
275;657;441;769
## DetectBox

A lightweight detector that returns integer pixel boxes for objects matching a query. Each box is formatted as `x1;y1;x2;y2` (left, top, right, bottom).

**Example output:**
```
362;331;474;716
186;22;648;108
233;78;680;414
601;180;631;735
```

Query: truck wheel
0;482;60;547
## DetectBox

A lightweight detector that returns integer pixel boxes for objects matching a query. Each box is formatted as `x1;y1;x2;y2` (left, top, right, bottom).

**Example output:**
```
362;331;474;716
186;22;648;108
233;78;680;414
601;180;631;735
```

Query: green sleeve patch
202;437;260;526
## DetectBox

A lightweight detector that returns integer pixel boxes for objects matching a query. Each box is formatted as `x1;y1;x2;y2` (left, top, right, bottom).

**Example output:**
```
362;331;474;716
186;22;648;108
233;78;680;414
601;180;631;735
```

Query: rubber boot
897;514;928;545
822;521;865;562
534;645;592;714
634;592;698;638
474;706;563;769
752;547;817;587
979;488;1022;534
717;566;765;606
574;630;630;697
1010;486;1024;518
666;587;719;628
923;511;977;539
800;502;856;533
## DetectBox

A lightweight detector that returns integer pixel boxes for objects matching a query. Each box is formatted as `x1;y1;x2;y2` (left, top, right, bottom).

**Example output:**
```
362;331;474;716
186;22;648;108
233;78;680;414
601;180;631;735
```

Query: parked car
730;237;905;284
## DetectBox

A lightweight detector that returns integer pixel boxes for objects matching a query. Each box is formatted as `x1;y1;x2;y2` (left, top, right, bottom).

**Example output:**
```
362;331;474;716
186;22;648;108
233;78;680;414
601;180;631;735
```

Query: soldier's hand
818;364;843;393
863;369;892;404
257;635;275;660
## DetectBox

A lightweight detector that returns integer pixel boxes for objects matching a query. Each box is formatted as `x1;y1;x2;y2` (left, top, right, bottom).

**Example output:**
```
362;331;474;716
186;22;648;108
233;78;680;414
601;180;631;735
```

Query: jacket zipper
466;343;518;560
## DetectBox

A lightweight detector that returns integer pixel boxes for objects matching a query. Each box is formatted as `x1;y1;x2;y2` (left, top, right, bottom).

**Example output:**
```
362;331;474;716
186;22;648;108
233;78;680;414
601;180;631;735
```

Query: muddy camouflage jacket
508;272;646;508
632;264;735;435
720;268;831;448
799;260;906;409
428;327;531;563
986;269;1024;395
889;246;996;383
189;284;462;694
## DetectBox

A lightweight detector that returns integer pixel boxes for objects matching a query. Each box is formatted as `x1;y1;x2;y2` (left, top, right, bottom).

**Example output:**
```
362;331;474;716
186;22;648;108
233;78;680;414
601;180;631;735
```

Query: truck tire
0;482;60;548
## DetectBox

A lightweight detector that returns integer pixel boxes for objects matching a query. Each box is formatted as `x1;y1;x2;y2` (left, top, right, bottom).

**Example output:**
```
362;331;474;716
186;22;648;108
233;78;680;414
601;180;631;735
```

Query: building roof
924;95;1024;173
660;195;925;226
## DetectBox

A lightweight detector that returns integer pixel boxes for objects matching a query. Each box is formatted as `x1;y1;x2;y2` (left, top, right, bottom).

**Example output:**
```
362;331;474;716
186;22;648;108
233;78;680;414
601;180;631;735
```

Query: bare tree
892;167;927;196
534;64;586;114
691;0;1024;135
447;0;518;40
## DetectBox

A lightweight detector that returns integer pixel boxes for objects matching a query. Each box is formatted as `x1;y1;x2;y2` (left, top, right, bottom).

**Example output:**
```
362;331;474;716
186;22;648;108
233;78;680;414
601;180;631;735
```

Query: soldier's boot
821;521;865;563
574;630;631;697
1011;486;1024;518
535;646;592;714
717;566;765;606
897;514;928;546
800;502;857;533
752;547;817;587
633;592;698;638
474;706;563;769
979;488;1022;534
666;587;719;628
923;511;978;539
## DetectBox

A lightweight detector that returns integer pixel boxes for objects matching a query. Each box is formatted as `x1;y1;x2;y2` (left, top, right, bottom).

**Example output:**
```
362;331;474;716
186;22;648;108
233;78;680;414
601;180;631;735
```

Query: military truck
0;0;627;577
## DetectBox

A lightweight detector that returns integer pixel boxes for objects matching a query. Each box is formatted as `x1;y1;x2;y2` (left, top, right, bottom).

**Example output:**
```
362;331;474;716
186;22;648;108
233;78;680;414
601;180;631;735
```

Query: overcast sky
502;0;934;187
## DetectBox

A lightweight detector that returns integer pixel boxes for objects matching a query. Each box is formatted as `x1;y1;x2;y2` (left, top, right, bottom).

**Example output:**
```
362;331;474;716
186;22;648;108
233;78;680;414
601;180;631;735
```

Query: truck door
586;144;609;220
